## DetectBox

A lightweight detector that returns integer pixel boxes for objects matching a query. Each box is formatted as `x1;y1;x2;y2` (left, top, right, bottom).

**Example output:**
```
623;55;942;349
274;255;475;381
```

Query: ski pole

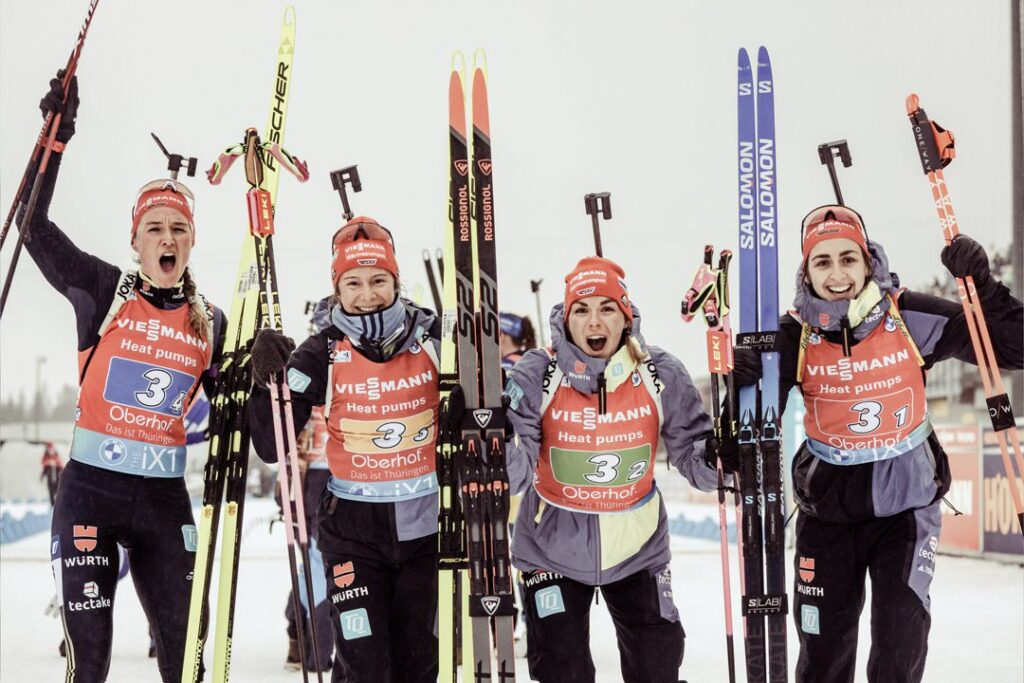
817;139;851;206
905;94;1024;536
329;165;361;221
0;0;101;320
423;249;443;313
682;245;737;683
530;278;546;346
583;191;612;257
435;247;445;287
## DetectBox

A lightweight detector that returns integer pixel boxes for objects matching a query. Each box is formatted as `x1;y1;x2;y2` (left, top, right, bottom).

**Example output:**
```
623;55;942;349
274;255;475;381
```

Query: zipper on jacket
592;514;602;605
597;371;607;415
840;315;852;356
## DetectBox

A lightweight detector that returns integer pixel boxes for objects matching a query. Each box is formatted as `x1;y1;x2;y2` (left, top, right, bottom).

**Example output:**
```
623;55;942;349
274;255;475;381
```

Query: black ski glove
39;69;79;144
941;234;991;289
704;433;740;475
732;347;762;388
250;328;296;384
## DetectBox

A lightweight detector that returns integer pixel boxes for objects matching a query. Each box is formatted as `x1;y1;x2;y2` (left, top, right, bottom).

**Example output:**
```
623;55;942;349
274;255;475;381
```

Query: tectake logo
83;581;99;599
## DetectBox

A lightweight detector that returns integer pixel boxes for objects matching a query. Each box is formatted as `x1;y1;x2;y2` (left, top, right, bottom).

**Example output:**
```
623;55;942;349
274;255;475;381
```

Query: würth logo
799;556;815;583
73;525;98;553
333;561;356;588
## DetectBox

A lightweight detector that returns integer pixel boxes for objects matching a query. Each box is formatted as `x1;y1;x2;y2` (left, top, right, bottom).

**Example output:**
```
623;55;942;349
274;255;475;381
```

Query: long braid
182;267;211;342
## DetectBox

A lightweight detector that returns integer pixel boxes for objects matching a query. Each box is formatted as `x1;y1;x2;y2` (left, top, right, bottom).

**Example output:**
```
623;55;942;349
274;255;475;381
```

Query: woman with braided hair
18;72;225;682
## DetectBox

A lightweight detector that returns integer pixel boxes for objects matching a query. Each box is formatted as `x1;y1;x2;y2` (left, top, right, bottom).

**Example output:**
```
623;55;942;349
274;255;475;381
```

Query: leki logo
73;525;97;553
477;159;492;175
454;160;469;176
333;561;355;589
799;556;815;583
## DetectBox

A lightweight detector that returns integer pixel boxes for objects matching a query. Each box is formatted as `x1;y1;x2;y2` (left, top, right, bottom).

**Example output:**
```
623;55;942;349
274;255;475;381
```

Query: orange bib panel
325;338;439;501
536;372;660;513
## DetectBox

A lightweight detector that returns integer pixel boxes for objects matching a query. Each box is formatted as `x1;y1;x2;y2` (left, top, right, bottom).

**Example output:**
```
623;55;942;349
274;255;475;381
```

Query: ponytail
625;334;647;365
182;267;211;343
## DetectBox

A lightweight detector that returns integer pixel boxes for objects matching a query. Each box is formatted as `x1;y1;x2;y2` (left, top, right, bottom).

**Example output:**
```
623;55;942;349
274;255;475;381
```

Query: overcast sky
0;0;1014;399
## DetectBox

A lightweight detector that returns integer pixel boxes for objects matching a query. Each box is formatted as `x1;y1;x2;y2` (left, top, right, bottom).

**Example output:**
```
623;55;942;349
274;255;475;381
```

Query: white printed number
584;453;620;484
848;401;911;434
373;421;406;449
583;454;647;484
135;369;173;408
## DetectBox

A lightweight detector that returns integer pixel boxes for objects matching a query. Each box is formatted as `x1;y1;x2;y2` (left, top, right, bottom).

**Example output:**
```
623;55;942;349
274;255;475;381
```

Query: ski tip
905;93;920;115
757;45;770;63
738;47;750;67
283;5;296;25
450;50;466;75
449;71;467;136
472;48;488;75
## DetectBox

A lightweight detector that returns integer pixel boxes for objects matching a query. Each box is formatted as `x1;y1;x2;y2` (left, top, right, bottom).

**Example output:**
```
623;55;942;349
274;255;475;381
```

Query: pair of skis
180;8;313;682
734;46;788;683
437;50;516;682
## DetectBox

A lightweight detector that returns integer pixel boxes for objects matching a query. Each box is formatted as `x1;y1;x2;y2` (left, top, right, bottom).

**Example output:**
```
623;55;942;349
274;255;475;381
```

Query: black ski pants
317;494;438;683
794;503;941;683
520;565;685;683
50;460;197;682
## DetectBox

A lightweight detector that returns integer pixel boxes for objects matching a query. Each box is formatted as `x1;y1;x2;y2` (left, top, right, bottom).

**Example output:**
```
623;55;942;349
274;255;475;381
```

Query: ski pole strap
262;142;309;181
804;419;933;466
905;94;956;174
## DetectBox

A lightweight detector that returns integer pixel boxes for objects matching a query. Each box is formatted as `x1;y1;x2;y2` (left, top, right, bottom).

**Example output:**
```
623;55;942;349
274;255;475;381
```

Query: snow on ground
2;499;1021;682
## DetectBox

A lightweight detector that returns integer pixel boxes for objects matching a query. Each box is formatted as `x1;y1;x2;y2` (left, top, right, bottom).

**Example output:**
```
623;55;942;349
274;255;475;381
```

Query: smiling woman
14;72;226;683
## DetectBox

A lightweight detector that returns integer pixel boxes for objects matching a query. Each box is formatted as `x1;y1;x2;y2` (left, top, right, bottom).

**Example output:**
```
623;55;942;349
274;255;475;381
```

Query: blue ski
755;45;789;683
736;46;767;683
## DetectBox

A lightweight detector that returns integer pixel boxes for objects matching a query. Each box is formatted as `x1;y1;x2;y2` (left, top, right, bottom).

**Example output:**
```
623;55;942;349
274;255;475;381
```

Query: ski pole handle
905;94;956;176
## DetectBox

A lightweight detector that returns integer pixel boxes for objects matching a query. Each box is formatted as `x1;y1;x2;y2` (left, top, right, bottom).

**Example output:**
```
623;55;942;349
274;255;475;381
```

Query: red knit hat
800;205;869;264
130;179;195;245
331;216;399;287
563;256;632;321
